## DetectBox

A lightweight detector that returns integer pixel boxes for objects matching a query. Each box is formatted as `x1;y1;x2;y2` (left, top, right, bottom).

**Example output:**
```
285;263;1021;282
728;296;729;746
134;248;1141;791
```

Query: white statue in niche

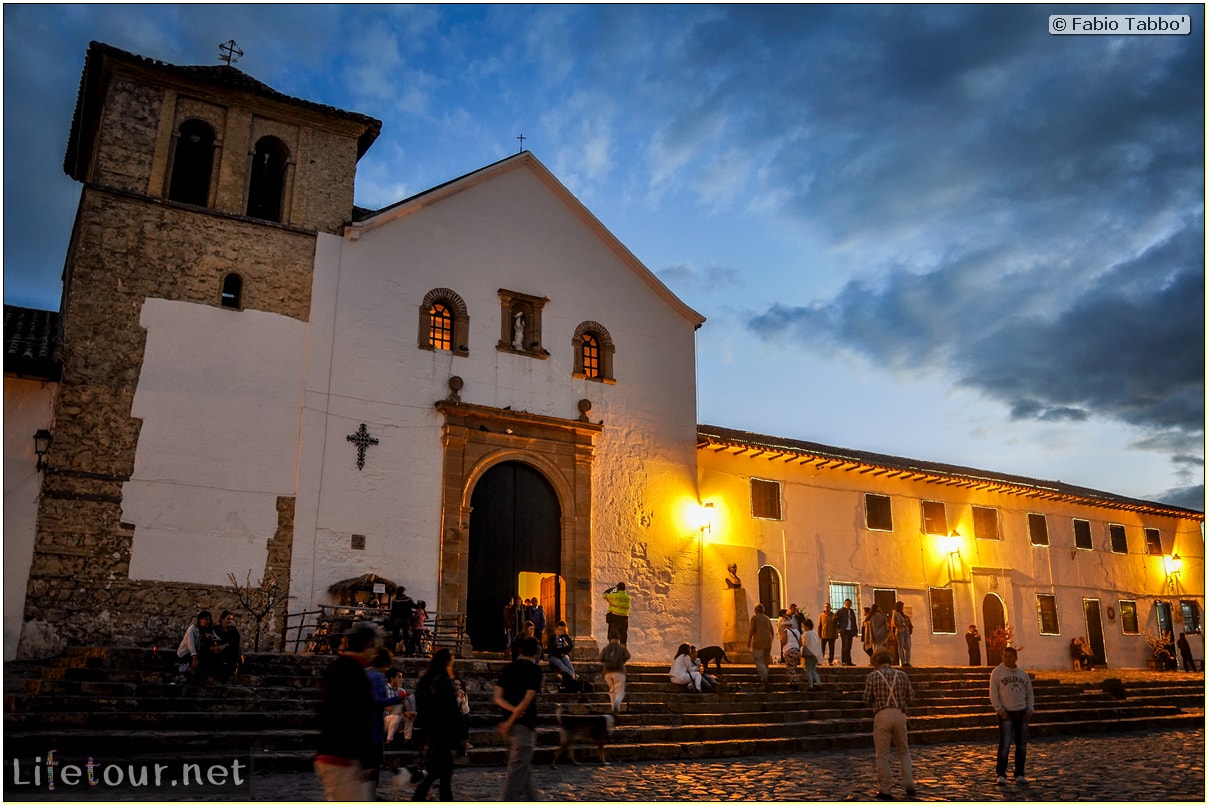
512;310;525;350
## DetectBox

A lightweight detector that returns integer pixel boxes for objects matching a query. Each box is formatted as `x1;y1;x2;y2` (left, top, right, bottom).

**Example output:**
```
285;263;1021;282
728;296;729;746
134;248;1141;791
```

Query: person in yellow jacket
603;582;631;645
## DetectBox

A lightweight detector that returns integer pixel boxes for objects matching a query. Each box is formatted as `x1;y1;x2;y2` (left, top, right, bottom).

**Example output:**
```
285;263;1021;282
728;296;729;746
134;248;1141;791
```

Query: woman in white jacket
802;618;824;691
669;643;704;692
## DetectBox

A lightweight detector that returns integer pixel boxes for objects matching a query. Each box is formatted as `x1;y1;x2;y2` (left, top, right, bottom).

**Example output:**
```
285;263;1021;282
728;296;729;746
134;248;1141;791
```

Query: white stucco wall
124;299;307;585
699;447;1205;670
292;162;702;660
4;377;57;660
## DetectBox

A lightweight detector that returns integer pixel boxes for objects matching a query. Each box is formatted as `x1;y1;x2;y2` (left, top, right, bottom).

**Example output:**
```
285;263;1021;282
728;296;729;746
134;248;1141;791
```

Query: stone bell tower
18;42;381;656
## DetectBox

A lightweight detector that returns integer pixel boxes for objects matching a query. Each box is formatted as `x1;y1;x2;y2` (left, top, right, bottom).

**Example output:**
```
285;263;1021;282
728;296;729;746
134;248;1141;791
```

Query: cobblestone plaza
246;727;1202;801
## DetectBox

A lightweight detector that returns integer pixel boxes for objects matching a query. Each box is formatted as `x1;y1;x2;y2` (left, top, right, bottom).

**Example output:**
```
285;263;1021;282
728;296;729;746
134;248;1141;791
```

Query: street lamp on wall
33;429;52;472
1164;553;1182;589
945;529;964;581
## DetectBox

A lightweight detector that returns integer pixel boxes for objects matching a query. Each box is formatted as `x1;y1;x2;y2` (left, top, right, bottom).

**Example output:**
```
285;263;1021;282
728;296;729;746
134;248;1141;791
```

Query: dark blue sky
3;4;1203;508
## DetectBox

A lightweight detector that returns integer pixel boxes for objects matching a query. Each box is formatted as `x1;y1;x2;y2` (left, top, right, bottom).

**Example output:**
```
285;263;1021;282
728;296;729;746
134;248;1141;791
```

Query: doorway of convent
982;593;1007;667
758;565;782;616
1083;598;1106;666
466;461;561;652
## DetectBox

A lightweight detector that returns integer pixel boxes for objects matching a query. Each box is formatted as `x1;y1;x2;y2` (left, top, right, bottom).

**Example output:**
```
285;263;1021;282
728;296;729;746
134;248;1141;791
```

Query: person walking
600;636;631;713
494;635;544;801
966;624;982;666
990;645;1034;786
411;648;462;801
801;618;824;690
781;619;802;686
818;602;839;665
866;603;889;664
314;625;380;801
862;650;916;799
603;582;631;645
748;603;775;687
891;601;913;667
836;599;859;666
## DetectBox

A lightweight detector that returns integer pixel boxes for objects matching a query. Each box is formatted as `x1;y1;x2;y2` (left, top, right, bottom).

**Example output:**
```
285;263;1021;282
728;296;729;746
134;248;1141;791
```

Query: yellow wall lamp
945;530;965;581
1164;552;1183;589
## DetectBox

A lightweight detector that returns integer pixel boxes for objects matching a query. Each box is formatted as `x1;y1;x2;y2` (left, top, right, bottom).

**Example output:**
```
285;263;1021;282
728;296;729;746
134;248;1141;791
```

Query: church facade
5;42;1202;669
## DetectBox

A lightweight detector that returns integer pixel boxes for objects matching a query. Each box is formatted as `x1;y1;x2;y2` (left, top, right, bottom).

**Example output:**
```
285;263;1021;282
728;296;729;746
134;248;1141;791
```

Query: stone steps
5;647;1202;773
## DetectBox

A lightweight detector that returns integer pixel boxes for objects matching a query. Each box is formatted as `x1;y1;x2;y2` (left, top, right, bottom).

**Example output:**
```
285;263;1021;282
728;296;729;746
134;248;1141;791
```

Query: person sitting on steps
546;621;579;689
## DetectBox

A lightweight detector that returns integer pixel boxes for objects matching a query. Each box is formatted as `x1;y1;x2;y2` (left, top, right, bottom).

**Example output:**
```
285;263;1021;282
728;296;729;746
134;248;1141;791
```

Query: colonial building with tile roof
5;42;1202;670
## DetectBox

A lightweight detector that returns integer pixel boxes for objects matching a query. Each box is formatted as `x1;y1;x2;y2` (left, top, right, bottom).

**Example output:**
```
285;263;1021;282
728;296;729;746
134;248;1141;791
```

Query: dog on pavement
551;705;614;768
696;645;731;675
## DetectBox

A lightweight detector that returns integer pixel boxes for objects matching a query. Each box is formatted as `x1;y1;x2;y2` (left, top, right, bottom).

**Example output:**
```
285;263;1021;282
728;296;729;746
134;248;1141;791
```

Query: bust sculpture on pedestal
721;563;752;663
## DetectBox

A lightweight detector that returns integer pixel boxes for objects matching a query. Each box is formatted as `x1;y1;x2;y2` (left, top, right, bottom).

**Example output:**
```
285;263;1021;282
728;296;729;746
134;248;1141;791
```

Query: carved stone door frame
435;399;601;647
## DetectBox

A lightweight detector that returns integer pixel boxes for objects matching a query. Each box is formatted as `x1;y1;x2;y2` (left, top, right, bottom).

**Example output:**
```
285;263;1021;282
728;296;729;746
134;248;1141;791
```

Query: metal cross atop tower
516;134;526;153
218;40;244;66
346;423;379;471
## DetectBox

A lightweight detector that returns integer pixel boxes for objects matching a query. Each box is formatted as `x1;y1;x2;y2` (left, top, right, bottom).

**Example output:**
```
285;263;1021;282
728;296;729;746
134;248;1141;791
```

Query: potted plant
1143;629;1176;670
985;624;1015;666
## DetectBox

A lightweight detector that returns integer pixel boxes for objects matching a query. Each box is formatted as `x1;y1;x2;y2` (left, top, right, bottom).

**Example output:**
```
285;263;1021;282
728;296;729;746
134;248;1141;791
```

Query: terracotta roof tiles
4;305;61;381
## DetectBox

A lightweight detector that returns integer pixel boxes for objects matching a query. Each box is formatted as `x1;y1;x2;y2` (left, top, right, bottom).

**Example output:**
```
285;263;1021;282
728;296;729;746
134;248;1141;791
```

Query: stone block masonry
19;185;314;657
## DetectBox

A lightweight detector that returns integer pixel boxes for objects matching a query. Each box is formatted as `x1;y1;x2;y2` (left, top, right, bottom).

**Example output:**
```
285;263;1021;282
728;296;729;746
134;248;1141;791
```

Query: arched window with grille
168;119;216;207
572;321;615;382
418;289;469;356
429;303;453;350
247;136;289;223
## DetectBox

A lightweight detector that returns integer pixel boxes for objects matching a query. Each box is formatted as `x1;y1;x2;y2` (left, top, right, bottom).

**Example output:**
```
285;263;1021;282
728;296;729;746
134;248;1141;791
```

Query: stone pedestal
722;587;753;663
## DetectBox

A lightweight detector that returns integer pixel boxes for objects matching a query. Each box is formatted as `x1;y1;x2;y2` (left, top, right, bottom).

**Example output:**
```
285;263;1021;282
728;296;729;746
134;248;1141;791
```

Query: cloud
1152;485;1205;512
656;263;742;294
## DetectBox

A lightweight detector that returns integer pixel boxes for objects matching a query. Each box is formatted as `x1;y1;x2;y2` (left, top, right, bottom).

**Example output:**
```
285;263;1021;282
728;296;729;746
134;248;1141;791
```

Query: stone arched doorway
466;461;561;652
983;593;1007;666
435;399;600;651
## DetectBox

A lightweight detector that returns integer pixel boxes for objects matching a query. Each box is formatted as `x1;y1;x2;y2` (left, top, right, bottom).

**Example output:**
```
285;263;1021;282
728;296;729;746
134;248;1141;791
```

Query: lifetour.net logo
5;752;251;798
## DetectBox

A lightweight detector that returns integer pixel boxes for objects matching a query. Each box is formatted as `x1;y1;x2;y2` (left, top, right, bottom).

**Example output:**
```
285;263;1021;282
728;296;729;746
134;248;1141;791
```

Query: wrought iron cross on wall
346;423;379;471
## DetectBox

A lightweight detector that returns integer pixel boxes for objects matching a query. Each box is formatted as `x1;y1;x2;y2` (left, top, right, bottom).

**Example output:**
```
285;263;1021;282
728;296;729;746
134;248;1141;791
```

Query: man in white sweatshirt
989;646;1035;785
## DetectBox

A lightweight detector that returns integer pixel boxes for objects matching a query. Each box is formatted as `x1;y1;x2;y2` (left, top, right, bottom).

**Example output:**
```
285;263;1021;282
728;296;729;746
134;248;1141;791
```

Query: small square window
351;534;366;551
1037;593;1059;635
1108;524;1128;554
751;478;781;520
865;494;893;532
921;501;948;535
1073;519;1093;550
973;506;1000;540
1118;599;1139;634
1028;513;1049;546
1144;528;1162;556
929;587;956;634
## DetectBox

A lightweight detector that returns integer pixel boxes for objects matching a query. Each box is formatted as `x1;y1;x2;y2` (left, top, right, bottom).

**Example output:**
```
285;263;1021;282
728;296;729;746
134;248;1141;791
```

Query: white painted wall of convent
4;377;57;660
124;299;307;585
699;448;1204;670
291;164;701;660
